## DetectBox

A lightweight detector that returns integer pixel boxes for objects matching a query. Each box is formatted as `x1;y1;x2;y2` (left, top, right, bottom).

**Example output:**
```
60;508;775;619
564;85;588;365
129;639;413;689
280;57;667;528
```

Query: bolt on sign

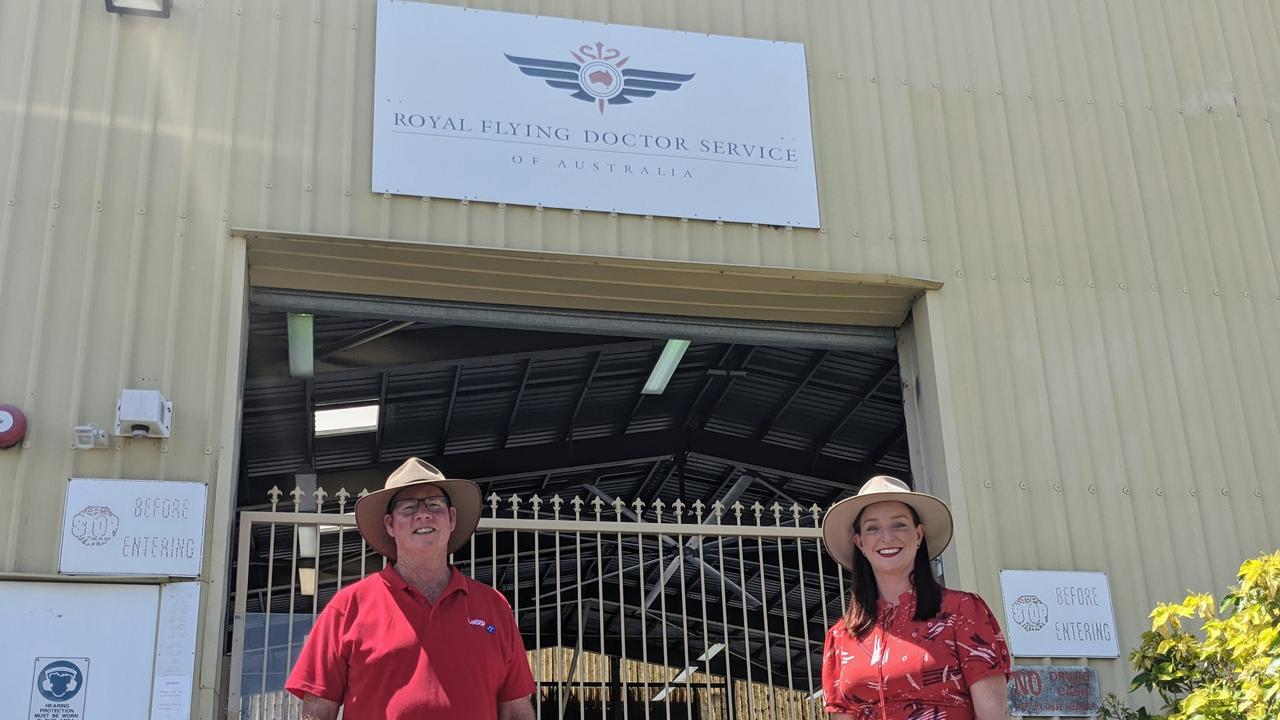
58;478;208;577
1007;665;1101;717
28;658;89;720
999;570;1120;658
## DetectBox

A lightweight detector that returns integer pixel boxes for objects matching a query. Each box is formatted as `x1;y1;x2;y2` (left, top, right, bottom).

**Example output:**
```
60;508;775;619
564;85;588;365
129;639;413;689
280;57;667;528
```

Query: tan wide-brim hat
354;458;482;561
821;475;953;571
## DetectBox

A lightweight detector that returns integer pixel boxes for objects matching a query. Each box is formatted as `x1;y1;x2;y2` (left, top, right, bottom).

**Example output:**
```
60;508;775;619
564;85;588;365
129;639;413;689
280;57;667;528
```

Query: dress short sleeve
951;591;1012;687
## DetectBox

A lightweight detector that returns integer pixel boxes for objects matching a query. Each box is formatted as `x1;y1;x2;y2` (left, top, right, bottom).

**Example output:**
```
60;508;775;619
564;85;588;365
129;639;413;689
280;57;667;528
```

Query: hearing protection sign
29;657;88;719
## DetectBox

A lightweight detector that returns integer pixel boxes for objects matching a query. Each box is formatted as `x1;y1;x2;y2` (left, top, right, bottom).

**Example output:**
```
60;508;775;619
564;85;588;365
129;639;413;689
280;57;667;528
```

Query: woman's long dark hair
842;504;943;637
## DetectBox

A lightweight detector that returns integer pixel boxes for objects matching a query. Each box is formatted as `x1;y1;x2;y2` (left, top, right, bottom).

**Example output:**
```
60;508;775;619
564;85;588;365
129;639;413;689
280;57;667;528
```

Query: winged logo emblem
505;42;695;114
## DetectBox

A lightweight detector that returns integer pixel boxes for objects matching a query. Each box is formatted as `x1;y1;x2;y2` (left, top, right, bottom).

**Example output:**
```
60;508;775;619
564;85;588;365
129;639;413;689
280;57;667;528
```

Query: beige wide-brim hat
821;475;953;571
354;458;482;561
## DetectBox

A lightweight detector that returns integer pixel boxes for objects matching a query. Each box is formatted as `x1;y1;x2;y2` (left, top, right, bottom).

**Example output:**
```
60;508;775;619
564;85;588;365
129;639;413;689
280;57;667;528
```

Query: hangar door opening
226;289;916;720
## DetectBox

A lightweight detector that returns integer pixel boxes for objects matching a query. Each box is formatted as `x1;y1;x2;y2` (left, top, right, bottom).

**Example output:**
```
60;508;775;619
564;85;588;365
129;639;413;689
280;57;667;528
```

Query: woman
820;475;1010;719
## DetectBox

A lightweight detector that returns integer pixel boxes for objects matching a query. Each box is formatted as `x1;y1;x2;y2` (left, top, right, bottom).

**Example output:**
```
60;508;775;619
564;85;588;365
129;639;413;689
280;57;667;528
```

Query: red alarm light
0;404;28;448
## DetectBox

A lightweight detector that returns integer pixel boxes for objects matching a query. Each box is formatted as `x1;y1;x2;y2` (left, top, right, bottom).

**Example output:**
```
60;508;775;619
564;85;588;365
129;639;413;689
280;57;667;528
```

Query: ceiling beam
754;350;828;441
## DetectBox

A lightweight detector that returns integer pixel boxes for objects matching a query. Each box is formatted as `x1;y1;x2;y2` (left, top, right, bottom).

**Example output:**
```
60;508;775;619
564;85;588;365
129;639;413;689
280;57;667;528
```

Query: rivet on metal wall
995;88;1003;95
751;223;758;229
989;273;997;280
1018;481;1028;490
95;202;102;212
932;82;940;89
1178;108;1185;114
1088;280;1096;287
920;234;927;241
1118;282;1127;291
1205;105;1213;113
571;208;580;215
160;442;169;453
680;217;688;223
1151;284;1159;292
51;201;59;209
984;480;993;488
716;220;724;226
1118;101;1125;108
870;76;877;83
274;11;282;19
1255;489;1263;497
1022;276;1030;283
1213;289;1221;296
204;447;213;455
1156;488;1165;496
461;199;470;206
383;193;392;199
836;72;845;79
1243;291;1251;299
1147;104;1154;110
1088;485;1097;494
179;210;187;218
1087;98;1094;104
265;181;272;188
964;85;973;92
887;232;895;239
1122;487;1130;495
304;185;312;192
1183;287;1191;295
955;270;965;278
7;197;16;205
497;202;506;209
344;189;352;196
902;79;909;85
1055;277;1063;286
1052;483;1062;492
1026;92;1033;99
137;207;146;214
1189;488;1197;497
1220;488;1229;496
314;16;320;23
1057;95;1063;102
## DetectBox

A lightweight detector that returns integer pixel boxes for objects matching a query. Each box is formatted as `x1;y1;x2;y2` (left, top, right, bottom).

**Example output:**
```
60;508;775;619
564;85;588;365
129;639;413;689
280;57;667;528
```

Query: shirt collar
381;565;470;600
877;588;917;617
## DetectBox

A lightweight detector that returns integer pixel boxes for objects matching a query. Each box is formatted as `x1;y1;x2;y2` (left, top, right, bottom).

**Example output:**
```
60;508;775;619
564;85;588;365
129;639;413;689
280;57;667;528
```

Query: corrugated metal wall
1;0;1278;714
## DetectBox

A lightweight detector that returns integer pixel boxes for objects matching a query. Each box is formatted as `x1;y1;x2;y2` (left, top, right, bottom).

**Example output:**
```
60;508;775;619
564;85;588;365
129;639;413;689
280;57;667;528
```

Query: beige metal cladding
1;0;1279;715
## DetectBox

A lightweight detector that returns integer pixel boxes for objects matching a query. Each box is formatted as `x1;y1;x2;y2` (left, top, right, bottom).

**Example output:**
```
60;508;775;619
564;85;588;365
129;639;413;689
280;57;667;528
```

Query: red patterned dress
822;589;1011;719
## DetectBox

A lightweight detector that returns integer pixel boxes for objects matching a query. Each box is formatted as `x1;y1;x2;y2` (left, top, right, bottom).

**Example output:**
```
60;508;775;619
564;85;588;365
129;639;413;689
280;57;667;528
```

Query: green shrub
1102;551;1280;720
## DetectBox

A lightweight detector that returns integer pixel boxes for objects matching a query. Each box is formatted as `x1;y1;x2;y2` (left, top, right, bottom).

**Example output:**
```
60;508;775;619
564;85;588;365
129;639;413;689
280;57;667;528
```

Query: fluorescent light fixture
641;339;690;395
653;642;724;701
105;0;172;17
298;567;317;597
697;643;725;662
287;313;314;378
314;404;380;438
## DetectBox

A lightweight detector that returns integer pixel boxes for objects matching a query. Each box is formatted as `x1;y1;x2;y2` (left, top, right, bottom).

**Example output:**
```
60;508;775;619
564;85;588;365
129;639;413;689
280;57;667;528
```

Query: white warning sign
28;658;88;720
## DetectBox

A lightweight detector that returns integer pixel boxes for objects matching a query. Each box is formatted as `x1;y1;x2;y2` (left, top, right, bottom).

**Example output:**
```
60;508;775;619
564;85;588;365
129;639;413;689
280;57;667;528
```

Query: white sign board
150;582;200;720
59;478;207;577
373;0;821;227
2;582;160;719
999;570;1120;658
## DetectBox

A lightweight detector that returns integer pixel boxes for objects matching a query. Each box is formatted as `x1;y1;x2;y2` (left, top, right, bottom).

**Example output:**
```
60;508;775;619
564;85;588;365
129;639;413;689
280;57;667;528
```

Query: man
286;458;536;719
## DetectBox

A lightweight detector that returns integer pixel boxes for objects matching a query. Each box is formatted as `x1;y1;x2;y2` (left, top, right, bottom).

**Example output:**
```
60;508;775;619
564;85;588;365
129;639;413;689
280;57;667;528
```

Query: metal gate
227;486;849;719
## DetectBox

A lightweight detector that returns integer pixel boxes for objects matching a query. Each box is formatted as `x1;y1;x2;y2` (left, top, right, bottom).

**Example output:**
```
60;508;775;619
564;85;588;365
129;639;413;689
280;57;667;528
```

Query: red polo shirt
286;566;536;719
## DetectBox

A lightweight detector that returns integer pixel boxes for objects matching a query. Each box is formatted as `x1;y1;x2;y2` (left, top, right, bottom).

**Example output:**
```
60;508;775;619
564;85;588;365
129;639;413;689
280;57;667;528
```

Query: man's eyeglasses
390;497;450;517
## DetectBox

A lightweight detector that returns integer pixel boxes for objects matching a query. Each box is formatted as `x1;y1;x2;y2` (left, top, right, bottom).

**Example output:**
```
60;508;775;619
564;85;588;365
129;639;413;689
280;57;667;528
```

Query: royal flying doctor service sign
373;0;821;227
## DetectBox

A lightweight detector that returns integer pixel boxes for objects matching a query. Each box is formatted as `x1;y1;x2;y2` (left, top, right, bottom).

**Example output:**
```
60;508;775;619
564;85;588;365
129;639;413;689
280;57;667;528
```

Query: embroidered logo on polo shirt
469;617;496;634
